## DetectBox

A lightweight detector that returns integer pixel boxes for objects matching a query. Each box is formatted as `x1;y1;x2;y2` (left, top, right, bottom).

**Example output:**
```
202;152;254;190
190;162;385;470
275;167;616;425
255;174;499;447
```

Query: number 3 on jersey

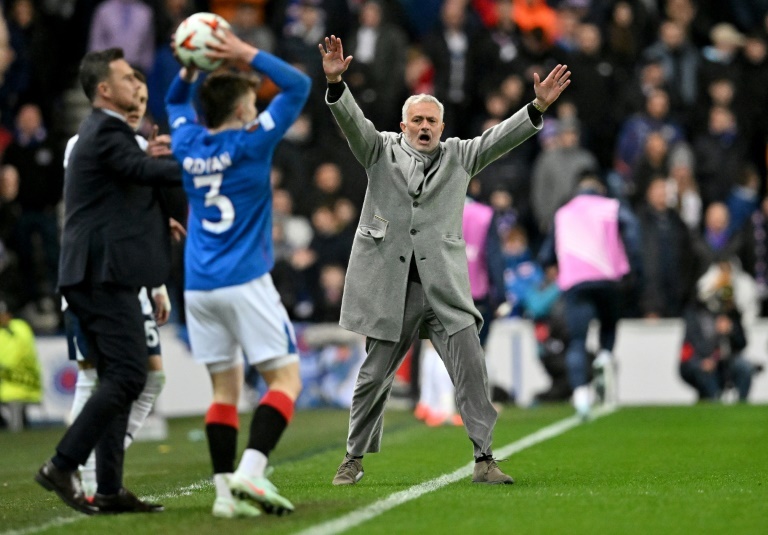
194;173;235;233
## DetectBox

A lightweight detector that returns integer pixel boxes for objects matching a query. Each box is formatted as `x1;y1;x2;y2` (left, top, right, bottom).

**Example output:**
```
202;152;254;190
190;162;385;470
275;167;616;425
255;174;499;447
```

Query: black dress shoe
94;487;164;514
34;460;98;515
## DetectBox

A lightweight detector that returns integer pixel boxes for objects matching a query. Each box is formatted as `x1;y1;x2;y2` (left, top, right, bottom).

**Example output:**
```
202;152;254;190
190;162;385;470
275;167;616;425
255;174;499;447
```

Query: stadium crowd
0;0;767;402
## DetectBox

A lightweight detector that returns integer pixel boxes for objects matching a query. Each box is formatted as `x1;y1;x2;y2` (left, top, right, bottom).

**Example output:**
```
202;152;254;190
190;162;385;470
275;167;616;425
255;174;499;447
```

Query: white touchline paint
295;405;618;535
0;480;213;535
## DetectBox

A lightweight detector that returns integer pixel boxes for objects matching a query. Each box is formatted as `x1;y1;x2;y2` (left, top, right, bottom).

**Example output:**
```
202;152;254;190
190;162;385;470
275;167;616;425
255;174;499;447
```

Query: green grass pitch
1;403;766;534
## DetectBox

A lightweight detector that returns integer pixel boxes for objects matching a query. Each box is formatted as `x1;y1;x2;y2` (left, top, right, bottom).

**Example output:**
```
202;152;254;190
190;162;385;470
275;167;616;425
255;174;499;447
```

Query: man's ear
97;80;110;100
400;122;406;133
233;99;245;122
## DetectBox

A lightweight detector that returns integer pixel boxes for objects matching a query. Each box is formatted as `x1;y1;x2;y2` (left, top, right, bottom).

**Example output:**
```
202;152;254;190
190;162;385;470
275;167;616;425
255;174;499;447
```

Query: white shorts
185;274;299;373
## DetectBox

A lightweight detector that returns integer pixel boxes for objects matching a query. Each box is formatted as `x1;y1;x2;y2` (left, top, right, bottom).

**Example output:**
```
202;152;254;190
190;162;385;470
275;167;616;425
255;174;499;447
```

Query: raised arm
211;29;311;138
456;64;572;177
318;35;383;169
165;64;199;129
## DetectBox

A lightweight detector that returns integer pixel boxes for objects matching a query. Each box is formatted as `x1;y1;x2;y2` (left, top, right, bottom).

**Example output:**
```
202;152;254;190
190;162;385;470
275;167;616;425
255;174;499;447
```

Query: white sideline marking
0;480;212;535
295;405;618;535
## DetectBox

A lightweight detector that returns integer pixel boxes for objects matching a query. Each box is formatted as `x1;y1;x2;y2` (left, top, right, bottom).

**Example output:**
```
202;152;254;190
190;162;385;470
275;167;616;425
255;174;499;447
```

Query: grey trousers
346;280;497;459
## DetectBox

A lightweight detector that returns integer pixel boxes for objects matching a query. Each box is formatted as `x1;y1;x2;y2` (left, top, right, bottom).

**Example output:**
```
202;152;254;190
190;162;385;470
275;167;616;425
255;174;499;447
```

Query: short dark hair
133;69;147;85
79;48;125;102
199;71;258;128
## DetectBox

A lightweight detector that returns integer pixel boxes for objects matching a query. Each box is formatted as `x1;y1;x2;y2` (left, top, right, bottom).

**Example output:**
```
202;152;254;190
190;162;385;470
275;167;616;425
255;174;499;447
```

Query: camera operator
679;260;755;401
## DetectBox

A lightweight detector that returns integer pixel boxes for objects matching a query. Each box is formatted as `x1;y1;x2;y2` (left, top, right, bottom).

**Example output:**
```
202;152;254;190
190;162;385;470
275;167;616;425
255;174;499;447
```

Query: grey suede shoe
332;454;364;486
472;458;515;485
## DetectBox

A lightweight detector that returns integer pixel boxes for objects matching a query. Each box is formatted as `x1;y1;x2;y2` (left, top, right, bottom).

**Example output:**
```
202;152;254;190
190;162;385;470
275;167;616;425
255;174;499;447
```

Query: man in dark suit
34;48;181;515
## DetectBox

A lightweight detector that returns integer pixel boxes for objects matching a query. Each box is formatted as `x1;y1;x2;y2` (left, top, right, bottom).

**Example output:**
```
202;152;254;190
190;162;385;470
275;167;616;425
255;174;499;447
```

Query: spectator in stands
308;204;353;271
344;0;408;132
0;13;16;127
680;266;753;402
694;202;752;278
690;78;741;144
664;0;712;49
303;161;345;217
616;56;672;122
228;1;276;53
539;171;641;419
272;114;318;206
510;0;559;46
501;225;543;318
0;294;42;431
614;88;685;181
88;0;155;74
271;218;304;320
630;131;669;208
2;103;63;321
278;0;327;82
471;0;523;105
2;0;34;121
531;117;598;234
693;105;747;206
422;0;479;139
273;188;313;250
637;175;697;318
0;166;21;316
641;19;699;112
699;23;745;91
668;155;703;230
603;0;655;86
725;164;761;238
563;22;618;168
310;263;346;323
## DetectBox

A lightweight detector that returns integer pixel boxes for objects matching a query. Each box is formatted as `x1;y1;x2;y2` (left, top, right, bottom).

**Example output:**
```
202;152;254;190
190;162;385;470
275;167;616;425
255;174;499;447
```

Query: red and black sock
247;390;294;456
205;403;239;474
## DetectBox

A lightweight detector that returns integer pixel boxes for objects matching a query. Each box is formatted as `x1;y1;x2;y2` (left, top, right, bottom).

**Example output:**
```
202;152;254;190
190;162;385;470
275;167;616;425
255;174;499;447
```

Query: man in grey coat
318;35;570;485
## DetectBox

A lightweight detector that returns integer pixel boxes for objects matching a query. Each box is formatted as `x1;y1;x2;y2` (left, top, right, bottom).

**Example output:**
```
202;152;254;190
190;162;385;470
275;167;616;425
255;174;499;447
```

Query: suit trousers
347;280;497;459
57;282;147;494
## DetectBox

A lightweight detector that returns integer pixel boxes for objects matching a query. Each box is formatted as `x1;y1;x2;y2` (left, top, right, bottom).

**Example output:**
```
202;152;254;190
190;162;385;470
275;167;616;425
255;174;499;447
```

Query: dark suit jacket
59;109;182;289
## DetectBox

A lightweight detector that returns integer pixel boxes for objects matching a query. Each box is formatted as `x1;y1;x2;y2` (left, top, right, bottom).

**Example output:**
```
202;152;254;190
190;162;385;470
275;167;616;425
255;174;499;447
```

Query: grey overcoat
327;87;541;342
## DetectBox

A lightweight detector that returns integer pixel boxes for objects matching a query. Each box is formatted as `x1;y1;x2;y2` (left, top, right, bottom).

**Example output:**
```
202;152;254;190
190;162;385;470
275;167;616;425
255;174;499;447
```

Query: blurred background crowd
1;0;768;383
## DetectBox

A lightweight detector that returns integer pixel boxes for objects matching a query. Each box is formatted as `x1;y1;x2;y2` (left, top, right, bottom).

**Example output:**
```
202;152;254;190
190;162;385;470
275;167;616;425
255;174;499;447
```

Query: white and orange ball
173;12;231;71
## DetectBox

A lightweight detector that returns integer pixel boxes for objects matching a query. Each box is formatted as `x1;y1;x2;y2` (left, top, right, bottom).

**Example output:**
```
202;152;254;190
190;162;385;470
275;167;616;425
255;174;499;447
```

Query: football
173;12;231;71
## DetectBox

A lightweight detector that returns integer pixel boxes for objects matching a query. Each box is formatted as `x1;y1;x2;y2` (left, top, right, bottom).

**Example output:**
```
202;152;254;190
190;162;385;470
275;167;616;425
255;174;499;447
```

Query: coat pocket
358;215;388;240
442;233;464;243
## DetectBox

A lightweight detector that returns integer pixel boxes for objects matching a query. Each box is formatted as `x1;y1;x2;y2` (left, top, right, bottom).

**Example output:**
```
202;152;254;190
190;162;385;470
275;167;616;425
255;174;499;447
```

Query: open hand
533;64;571;111
318;35;353;83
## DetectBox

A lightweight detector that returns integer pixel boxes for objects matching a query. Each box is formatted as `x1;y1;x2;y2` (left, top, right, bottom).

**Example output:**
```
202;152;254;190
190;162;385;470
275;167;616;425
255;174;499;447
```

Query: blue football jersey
167;52;310;290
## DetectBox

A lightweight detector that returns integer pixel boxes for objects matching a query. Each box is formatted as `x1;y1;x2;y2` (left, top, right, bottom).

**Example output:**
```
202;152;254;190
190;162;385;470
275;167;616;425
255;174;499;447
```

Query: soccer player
166;29;310;518
62;71;179;499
